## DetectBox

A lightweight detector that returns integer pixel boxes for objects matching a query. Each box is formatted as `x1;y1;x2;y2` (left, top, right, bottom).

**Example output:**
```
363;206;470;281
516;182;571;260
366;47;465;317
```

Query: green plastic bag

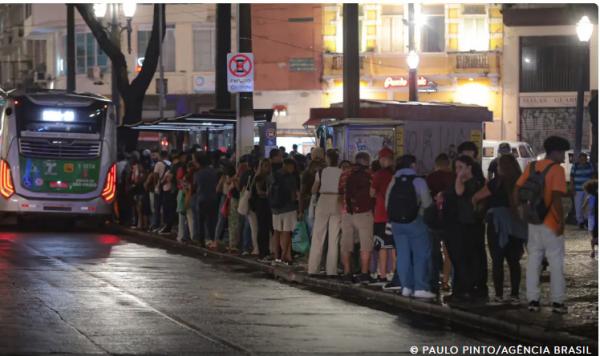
292;221;310;255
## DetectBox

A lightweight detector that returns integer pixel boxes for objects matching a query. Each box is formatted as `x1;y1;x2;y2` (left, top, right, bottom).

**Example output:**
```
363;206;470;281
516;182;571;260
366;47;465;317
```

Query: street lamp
574;15;593;158
94;2;136;54
407;50;419;101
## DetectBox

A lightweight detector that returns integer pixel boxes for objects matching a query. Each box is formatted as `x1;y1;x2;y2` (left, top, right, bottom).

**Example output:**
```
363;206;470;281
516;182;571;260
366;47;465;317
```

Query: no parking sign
227;53;254;93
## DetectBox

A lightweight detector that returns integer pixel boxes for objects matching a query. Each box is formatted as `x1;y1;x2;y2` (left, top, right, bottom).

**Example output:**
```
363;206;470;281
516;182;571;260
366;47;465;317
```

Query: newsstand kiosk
304;100;493;174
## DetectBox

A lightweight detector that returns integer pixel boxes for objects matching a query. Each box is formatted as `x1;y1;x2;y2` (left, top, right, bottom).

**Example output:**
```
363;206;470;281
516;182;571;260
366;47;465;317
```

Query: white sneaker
401;288;413;297
413;290;436;299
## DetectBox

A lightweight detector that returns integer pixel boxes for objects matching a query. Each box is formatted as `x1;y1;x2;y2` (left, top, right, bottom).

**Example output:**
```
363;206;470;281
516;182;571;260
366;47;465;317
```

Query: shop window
520;36;589;92
420;4;445;53
138;26;175;72
460;5;488;51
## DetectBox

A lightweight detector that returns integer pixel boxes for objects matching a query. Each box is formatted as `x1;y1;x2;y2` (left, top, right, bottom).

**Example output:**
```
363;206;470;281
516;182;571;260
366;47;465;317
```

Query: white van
482;140;537;179
536;149;591;183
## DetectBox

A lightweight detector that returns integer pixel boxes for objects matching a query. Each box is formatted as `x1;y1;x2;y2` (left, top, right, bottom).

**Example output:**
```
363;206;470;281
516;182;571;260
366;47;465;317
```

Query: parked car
482;140;537;179
536;149;591;183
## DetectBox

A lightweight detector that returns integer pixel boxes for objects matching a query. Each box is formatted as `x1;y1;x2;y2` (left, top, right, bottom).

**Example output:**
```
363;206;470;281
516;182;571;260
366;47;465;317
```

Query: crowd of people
115;137;598;315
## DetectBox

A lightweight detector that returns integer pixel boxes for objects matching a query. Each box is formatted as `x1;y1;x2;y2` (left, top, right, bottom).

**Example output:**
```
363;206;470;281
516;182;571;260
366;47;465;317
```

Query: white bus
0;90;117;222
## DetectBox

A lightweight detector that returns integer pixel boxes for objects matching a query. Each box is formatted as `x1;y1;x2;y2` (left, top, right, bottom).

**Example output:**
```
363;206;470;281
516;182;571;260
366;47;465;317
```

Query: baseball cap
378;147;394;159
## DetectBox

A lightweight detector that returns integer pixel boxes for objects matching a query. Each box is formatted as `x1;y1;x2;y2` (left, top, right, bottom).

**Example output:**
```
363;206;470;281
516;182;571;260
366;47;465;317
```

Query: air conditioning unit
87;66;102;80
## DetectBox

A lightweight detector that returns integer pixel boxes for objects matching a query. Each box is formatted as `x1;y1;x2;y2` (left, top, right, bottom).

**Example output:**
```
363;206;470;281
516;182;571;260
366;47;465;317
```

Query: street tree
76;4;166;150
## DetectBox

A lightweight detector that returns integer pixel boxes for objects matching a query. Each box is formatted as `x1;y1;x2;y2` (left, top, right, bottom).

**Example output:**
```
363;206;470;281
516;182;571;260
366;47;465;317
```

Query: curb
108;224;597;349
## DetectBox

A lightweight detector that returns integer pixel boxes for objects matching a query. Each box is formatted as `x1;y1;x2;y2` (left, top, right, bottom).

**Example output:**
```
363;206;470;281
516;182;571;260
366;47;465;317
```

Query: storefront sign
519;92;591;108
383;76;437;92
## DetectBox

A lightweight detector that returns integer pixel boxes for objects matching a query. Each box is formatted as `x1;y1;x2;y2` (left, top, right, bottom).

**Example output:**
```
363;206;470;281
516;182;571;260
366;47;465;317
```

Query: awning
303;99;493;127
128;109;274;132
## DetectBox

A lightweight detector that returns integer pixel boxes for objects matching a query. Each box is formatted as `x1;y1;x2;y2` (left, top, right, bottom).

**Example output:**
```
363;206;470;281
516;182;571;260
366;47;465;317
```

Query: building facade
501;4;597;153
320;3;504;139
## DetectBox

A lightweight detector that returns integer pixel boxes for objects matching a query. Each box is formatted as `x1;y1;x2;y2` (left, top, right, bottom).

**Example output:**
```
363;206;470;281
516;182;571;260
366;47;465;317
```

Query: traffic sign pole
235;4;254;158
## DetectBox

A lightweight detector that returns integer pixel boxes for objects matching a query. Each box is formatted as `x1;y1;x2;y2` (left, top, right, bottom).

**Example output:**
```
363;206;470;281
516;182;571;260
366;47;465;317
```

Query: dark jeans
429;229;444;293
162;190;177;230
152;191;163;229
194;198;218;246
255;198;272;258
445;223;487;297
487;222;524;298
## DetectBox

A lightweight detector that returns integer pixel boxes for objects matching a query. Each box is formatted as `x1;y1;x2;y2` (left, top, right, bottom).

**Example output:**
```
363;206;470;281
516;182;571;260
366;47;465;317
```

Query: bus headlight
0;160;14;199
101;164;116;203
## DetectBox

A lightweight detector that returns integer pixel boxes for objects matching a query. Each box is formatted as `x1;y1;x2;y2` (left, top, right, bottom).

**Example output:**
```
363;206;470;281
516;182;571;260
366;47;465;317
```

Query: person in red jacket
370;147;396;284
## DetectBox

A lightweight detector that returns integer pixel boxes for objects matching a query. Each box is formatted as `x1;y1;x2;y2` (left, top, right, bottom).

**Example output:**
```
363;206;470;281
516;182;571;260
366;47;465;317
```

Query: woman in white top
307;149;343;276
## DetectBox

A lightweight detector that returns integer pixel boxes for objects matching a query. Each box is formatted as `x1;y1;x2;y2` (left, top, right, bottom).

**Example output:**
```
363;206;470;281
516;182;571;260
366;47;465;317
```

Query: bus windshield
15;99;106;134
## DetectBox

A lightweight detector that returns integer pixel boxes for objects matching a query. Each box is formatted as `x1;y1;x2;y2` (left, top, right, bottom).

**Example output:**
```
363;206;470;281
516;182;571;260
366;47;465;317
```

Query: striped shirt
571;163;595;192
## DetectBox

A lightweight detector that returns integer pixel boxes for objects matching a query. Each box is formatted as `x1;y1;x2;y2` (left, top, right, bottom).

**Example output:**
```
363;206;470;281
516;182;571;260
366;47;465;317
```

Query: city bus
0;90;117;223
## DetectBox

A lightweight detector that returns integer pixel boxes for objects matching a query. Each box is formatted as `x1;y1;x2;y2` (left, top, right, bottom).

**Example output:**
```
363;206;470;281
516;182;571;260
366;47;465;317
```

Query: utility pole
235;3;254;156
66;4;75;92
158;5;165;120
343;4;359;118
215;4;231;110
408;3;418;102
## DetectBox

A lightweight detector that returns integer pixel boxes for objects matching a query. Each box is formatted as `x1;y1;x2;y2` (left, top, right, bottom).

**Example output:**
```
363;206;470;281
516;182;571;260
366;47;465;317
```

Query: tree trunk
76;4;165;150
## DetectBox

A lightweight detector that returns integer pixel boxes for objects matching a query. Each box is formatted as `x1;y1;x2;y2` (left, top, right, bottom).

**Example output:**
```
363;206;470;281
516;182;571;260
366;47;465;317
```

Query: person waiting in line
269;158;300;265
192;152;219;248
299;147;326;235
473;154;526;305
457;141;486;183
583;179;598;258
425;153;455;293
386;154;435;299
515;136;570;314
253;159;274;263
444;155;486;304
487;142;512;181
571;152;596;229
370;147;396;285
307;149;343;277
339;152;374;284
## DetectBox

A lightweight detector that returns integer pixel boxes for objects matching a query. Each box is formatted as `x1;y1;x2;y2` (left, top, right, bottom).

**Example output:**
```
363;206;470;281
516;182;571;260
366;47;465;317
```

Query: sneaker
528;300;540;312
257;256;273;264
369;277;388;286
509;296;520;306
158;228;172;235
401;288;413;297
341;274;354;284
241;251;250;256
488;296;504;306
552;303;568;314
444;293;469;304
386;272;394;282
355;273;371;285
382;281;402;292
413;290;436;299
271;259;283;266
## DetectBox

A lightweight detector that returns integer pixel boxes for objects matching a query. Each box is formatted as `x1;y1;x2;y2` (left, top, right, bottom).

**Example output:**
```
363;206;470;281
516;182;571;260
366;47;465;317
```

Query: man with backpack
386;155;435;299
515;136;570;314
339;152;374;284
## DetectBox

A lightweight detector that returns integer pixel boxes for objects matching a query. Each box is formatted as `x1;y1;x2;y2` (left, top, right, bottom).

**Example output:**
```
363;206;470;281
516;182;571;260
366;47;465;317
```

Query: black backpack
269;171;290;210
387;175;420;224
517;161;557;225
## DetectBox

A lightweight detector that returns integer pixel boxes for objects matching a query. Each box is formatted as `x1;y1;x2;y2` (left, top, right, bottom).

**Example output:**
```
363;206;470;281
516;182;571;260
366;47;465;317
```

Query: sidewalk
109;224;598;349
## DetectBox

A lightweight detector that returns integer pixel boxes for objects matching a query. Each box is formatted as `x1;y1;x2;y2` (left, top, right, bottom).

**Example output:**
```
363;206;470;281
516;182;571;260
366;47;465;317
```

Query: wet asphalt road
0;227;501;355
